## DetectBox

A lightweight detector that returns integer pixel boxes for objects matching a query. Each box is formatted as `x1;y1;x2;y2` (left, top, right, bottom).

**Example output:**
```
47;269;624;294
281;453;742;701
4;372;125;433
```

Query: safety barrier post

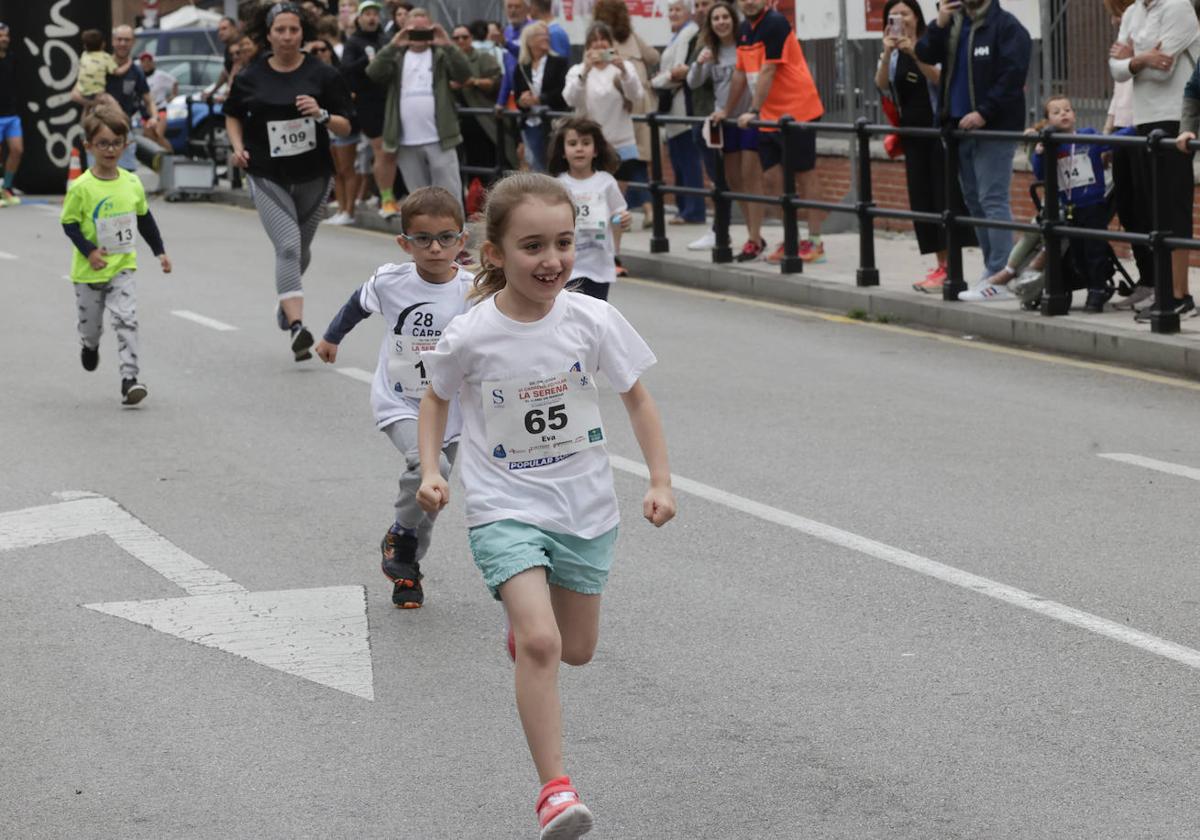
648;114;669;254
855;117;879;287
1039;127;1070;316
941;124;965;300
711;137;733;263
493;110;508;183
777;116;803;274
1148;130;1181;334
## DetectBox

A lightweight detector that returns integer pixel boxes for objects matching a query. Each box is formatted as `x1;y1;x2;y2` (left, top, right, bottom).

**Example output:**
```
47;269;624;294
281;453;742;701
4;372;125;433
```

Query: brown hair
1102;0;1134;18
81;29;105;51
547;117;619;176
84;104;131;140
1041;94;1071;117
471;173;576;302
400;186;465;233
592;0;632;42
700;1;739;51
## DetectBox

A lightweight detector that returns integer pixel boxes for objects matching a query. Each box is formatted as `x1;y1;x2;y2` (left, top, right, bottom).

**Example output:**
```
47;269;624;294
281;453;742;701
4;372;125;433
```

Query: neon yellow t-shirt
60;169;148;284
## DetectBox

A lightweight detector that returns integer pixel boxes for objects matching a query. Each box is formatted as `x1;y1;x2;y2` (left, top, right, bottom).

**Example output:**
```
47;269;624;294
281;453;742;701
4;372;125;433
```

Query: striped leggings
247;174;331;299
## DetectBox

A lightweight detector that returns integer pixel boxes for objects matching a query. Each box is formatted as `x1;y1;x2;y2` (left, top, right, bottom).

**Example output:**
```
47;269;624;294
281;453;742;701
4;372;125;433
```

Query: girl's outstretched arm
416;390;452;513
619;380;676;527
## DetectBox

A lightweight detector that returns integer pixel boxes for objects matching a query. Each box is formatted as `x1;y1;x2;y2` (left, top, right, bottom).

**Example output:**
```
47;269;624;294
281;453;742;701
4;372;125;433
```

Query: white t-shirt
563;62;643;151
358;261;474;437
400;48;438;146
423;292;656;538
146;68;176;109
557;170;626;286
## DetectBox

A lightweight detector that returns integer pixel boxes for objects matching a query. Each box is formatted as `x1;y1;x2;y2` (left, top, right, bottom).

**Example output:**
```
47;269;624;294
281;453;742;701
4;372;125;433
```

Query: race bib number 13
96;212;136;254
268;117;317;158
483;371;606;466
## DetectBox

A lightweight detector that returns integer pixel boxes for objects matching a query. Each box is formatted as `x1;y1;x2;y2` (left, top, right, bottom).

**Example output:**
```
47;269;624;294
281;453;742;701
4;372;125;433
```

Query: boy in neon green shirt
60;105;172;406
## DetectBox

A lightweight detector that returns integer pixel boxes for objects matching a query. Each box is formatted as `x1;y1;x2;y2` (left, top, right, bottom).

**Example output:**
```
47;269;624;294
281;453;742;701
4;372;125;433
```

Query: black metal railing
454;106;1200;335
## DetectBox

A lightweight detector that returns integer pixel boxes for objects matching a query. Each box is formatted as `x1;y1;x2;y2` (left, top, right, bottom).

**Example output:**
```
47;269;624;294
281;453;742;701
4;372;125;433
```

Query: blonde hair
518;20;551;65
471;173;577;302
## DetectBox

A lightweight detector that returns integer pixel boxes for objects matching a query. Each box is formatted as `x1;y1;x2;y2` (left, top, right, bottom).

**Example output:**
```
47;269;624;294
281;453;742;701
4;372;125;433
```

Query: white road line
170;310;238;331
609;454;1200;672
0;250;16;260
336;367;375;384
1098;453;1200;483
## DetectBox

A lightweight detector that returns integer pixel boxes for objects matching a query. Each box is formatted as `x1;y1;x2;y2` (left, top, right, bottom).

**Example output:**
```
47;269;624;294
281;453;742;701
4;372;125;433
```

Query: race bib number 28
483;371;606;467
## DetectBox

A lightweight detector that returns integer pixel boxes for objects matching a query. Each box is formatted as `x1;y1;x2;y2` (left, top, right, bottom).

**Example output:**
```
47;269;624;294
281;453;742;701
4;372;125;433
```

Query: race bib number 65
483;371;606;466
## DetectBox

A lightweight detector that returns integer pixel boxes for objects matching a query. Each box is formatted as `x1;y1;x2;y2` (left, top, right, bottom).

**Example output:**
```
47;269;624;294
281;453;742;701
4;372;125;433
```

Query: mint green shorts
468;519;619;600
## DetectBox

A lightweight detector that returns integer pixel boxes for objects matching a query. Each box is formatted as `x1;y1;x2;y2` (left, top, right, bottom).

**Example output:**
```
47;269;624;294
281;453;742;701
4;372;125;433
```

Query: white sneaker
323;211;353;225
958;280;1015;302
688;230;716;250
1123;286;1156;312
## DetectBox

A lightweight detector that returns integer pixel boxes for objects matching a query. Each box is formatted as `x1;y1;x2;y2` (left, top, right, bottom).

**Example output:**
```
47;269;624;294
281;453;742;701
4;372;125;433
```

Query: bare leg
733;149;765;242
3;136;23;179
1173;250;1190;299
501;568;565;784
371;137;397;200
797;168;824;237
280;296;303;325
550;586;601;666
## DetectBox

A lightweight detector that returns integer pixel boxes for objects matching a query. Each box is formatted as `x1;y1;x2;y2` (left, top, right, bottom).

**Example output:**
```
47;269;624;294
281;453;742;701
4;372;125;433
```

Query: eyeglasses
400;230;465;249
90;139;129;151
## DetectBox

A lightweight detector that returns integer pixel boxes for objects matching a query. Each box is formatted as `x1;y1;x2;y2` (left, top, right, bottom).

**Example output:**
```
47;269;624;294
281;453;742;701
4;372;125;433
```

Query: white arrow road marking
609;455;1200;673
1099;453;1200;483
0;494;374;700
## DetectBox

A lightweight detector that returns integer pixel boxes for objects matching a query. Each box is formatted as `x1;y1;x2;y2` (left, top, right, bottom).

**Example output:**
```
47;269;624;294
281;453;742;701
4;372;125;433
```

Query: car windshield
134;29;222;58
154;56;224;94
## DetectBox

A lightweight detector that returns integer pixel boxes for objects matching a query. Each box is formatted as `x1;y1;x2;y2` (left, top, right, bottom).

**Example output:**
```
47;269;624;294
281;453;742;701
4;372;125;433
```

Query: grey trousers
395;142;462;207
382;418;458;564
75;271;138;379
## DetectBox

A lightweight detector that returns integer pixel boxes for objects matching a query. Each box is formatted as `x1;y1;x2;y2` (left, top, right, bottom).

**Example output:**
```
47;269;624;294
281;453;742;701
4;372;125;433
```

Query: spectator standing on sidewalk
366;8;473;259
592;0;660;227
683;0;718;250
513;21;569;172
652;0;707;225
690;0;766;260
874;0;974;292
343;1;401;218
917;0;1031;302
725;0;827;264
140;53;178;111
215;15;242;93
0;22;23;207
1102;0;1154;312
530;0;570;58
1110;0;1200;320
495;0;531;114
451;25;503;184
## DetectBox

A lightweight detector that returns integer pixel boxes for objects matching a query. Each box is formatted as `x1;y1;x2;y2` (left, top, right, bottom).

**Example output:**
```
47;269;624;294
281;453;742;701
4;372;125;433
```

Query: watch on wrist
316;108;331;125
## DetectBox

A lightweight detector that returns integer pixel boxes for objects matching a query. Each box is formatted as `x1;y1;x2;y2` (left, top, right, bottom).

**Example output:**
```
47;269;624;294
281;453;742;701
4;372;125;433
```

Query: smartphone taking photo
408;28;433;41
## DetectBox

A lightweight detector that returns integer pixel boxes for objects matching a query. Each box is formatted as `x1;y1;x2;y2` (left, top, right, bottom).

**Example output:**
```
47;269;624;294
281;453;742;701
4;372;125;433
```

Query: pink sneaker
537;776;593;839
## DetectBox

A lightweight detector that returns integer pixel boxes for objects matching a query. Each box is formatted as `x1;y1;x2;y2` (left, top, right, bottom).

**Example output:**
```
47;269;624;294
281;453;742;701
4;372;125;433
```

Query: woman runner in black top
874;0;974;293
225;2;355;361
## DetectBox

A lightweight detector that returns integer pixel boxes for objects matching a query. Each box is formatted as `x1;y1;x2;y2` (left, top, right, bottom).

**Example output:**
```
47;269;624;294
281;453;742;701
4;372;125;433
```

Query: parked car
153;55;224;98
134;27;223;58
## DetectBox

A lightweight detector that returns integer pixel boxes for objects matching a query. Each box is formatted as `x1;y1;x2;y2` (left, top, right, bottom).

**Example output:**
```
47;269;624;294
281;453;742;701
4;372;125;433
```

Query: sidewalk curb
208;188;1200;380
616;250;1200;380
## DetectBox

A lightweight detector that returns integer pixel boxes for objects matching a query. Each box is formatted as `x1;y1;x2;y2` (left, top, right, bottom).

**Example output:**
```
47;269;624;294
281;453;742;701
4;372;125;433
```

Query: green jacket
458;49;503;142
685;33;714;117
365;42;472;152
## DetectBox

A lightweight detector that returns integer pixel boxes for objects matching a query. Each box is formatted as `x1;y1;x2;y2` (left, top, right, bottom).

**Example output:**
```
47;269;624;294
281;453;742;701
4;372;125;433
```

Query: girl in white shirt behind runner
548;116;633;300
416;172;675;840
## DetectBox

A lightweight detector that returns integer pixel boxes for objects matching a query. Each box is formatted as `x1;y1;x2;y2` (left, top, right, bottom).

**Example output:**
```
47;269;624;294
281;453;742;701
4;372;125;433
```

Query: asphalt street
3;198;1200;839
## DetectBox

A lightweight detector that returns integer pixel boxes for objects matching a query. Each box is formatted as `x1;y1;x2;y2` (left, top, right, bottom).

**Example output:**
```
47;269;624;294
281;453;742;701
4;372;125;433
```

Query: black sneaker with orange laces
381;527;423;608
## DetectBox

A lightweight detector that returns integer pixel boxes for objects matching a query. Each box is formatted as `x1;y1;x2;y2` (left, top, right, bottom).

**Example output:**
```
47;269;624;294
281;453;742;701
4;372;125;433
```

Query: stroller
1009;180;1137;311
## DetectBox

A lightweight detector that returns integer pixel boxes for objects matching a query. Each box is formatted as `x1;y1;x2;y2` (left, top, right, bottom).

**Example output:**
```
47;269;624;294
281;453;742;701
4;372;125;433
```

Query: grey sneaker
1113;285;1153;311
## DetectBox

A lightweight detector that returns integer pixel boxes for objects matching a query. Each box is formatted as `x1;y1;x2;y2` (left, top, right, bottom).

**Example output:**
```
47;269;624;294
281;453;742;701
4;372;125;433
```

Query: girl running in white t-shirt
416;172;675;840
548;117;633;301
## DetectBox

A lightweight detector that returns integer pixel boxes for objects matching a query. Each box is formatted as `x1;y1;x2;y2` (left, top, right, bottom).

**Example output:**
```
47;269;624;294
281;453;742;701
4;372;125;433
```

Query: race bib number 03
483;371;606;466
268;117;317;158
96;212;136;254
574;191;608;233
387;335;438;397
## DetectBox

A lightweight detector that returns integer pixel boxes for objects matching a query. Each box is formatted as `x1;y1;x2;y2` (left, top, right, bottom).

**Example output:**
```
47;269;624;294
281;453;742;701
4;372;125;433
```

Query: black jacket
915;1;1031;132
341;27;389;105
513;54;570;116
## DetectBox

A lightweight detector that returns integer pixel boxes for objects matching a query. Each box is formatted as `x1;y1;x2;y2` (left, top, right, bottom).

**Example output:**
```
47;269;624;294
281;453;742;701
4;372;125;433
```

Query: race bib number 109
267;117;317;158
483;371;606;466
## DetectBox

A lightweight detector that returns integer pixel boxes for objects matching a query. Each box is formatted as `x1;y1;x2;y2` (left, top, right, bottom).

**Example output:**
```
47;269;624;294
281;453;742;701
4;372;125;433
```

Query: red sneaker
536;777;593;839
925;264;947;282
764;242;786;265
798;240;826;263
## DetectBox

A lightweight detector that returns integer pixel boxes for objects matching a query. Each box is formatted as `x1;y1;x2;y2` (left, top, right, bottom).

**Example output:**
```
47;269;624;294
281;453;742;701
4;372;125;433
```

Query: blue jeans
667;130;706;222
522;122;547;173
615;144;651;210
957;136;1016;276
693;124;718;183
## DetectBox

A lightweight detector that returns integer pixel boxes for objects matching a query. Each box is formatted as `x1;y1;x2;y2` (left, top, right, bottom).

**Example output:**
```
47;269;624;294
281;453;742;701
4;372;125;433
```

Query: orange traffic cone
66;147;82;188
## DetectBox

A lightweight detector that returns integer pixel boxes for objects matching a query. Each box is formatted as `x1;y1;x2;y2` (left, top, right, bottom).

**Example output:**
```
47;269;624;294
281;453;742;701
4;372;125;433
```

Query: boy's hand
416;476;450;513
158;253;172;273
1177;131;1196;153
315;339;338;363
643;485;676;527
87;248;108;271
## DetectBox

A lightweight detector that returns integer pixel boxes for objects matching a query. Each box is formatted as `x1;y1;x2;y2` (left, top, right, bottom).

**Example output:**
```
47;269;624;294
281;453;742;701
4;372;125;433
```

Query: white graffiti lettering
24;0;84;169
